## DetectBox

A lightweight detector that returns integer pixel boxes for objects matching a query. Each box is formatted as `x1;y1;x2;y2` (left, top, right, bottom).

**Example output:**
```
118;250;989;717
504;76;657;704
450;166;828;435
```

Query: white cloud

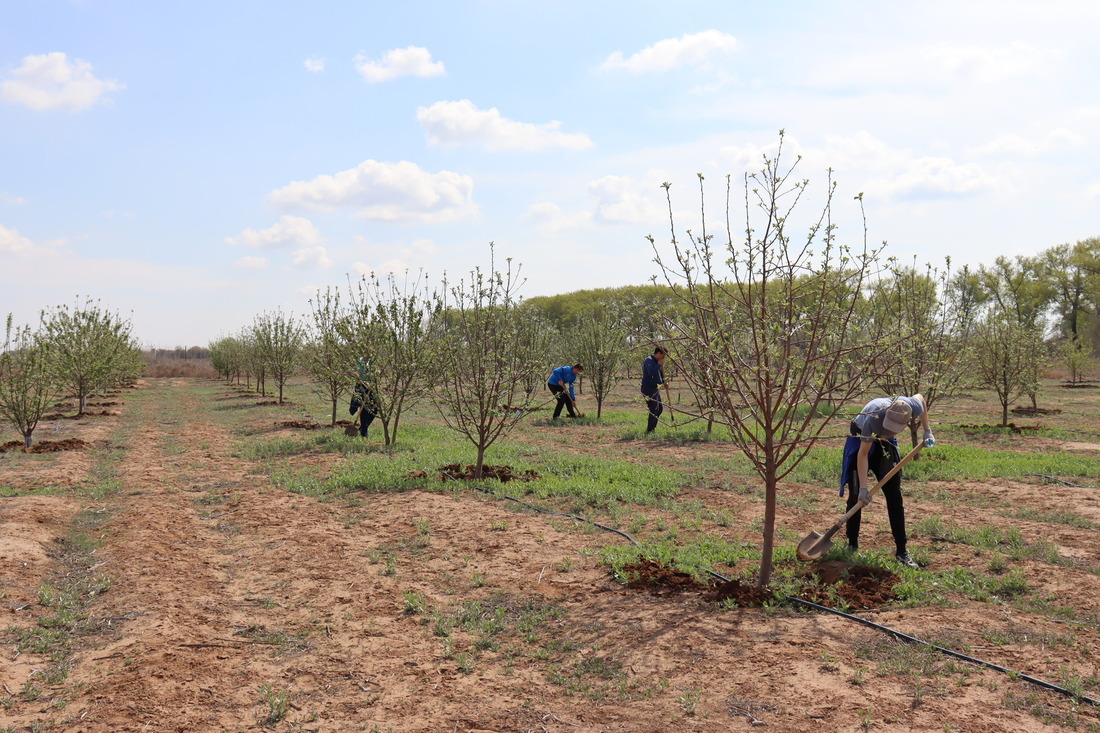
600;30;738;73
304;57;325;73
226;215;322;249
0;223;36;254
1;52;125;111
810;42;1055;90
522;202;591;233
417;100;593;152
1087;182;1100;199
354;46;444;83
971;128;1085;157
0;222;63;256
349;237;438;277
813;131;1002;201
588;175;666;225
0;192;28;206
234;256;269;269
290;246;332;269
268;160;477;223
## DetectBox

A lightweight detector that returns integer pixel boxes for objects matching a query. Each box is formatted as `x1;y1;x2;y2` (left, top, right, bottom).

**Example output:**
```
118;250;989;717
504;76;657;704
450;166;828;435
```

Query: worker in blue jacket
547;363;583;419
641;345;668;433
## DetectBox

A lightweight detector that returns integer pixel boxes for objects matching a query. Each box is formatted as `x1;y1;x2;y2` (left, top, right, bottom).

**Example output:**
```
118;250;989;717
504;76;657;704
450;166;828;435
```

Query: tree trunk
330;399;337;427
758;461;777;588
1001;401;1009;428
475;444;486;479
23;432;32;448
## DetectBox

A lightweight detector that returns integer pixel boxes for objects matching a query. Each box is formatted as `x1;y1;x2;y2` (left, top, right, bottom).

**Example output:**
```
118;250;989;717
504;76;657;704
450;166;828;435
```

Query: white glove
923;428;936;448
858;487;872;505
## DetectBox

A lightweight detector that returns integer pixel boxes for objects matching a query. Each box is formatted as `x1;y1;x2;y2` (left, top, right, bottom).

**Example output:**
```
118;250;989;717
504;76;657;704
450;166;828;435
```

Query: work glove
858;487;872;505
923;428;936;448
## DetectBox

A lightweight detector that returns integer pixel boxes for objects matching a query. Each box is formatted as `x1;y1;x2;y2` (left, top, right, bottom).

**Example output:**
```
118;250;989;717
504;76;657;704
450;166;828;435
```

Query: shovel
796;442;924;561
344;404;364;436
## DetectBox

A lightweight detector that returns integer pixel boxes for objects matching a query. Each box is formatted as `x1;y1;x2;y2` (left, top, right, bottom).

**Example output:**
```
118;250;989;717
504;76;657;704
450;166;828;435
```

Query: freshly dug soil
275;420;323;429
431;463;542;482
0;438;88;453
622;558;712;596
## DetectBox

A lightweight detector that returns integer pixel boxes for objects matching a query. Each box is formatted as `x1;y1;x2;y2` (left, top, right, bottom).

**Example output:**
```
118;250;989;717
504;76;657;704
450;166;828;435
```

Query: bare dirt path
3;379;1100;731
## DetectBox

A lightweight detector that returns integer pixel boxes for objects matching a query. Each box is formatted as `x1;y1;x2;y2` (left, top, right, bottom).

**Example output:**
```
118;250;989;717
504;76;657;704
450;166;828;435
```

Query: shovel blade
796;530;831;562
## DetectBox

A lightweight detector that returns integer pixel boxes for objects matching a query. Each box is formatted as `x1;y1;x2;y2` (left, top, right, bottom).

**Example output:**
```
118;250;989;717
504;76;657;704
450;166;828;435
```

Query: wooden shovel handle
822;442;924;540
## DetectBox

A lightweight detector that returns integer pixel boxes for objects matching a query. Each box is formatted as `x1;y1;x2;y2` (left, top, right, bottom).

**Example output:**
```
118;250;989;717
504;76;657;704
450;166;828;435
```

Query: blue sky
2;1;1097;347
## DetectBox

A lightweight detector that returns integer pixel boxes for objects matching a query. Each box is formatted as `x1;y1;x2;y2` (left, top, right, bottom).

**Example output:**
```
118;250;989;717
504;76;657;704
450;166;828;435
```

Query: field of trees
3;148;1100;730
2;371;1100;731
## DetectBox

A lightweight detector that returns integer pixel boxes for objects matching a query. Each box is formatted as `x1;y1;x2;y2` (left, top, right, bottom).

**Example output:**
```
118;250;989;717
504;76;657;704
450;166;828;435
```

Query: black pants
644;390;662;432
350;385;378;437
845;427;907;553
548;383;576;418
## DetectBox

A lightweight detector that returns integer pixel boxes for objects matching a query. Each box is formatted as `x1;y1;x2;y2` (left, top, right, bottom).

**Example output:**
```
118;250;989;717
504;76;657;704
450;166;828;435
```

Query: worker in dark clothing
640;346;667;433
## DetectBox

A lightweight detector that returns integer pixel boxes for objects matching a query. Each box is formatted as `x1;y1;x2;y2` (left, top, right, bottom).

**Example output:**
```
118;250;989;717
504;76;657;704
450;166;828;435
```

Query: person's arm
914;393;935;446
856;439;873;502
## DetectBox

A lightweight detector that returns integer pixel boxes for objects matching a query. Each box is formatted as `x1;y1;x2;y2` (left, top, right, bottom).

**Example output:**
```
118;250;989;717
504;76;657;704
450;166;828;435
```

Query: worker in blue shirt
641;346;668;433
547;363;583;419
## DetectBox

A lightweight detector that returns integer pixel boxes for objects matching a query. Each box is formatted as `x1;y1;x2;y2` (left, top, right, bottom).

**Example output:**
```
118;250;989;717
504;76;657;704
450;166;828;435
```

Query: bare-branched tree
970;311;1045;426
432;248;545;478
650;132;889;587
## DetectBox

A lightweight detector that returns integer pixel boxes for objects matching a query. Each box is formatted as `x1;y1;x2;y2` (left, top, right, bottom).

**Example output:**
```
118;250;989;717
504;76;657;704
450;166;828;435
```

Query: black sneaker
895;551;919;569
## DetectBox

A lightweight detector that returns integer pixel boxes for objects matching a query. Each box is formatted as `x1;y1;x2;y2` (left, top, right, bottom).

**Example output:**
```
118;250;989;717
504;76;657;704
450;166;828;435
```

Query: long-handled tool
663;379;674;424
796;442;924;561
345;404;364;436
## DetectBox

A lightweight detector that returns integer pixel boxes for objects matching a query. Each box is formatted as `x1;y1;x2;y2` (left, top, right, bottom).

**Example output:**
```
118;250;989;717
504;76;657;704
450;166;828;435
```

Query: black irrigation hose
455;477;1100;709
1022;474;1099;489
785;597;1100;708
445;475;642;547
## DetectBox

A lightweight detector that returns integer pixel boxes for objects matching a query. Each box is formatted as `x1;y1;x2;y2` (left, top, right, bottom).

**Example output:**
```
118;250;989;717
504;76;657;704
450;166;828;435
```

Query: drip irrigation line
444;474;641;547
785;597;1100;708
1022;474;1099;489
454;473;1100;709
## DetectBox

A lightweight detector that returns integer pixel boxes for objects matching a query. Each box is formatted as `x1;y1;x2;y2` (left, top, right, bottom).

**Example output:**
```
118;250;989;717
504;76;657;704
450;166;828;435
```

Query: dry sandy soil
2;379;1100;732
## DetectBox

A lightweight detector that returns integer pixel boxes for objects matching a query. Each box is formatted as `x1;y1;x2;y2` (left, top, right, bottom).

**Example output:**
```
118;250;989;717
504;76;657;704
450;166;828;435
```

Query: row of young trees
206;251;632;478
0;300;144;448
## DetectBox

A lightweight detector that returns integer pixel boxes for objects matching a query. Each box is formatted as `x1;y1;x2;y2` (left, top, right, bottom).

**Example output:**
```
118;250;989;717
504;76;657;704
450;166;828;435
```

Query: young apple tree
339;270;441;445
40;299;138;415
650;132;889;587
0;316;61;448
432;249;545;478
252;311;303;405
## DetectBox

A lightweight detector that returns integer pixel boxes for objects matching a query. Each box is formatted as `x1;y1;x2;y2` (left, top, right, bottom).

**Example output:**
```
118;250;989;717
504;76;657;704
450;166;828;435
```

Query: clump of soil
620;558;712;596
1060;382;1098;389
1011;406;1063;415
275;420;323;430
796;560;900;609
713;577;777;607
1;438;88;453
86;401;120;407
427;464;542;482
618;558;900;610
958;422;1041;434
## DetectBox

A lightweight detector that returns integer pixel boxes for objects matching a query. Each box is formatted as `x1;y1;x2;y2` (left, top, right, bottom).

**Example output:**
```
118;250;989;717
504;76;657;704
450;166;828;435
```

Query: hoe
797;442;924;561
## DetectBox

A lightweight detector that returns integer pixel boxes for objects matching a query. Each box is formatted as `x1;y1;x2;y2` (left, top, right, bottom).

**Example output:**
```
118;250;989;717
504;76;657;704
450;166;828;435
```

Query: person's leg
359;411;375;437
549;384;565;418
844;467;862;551
880;474;907;553
645;392;663;432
